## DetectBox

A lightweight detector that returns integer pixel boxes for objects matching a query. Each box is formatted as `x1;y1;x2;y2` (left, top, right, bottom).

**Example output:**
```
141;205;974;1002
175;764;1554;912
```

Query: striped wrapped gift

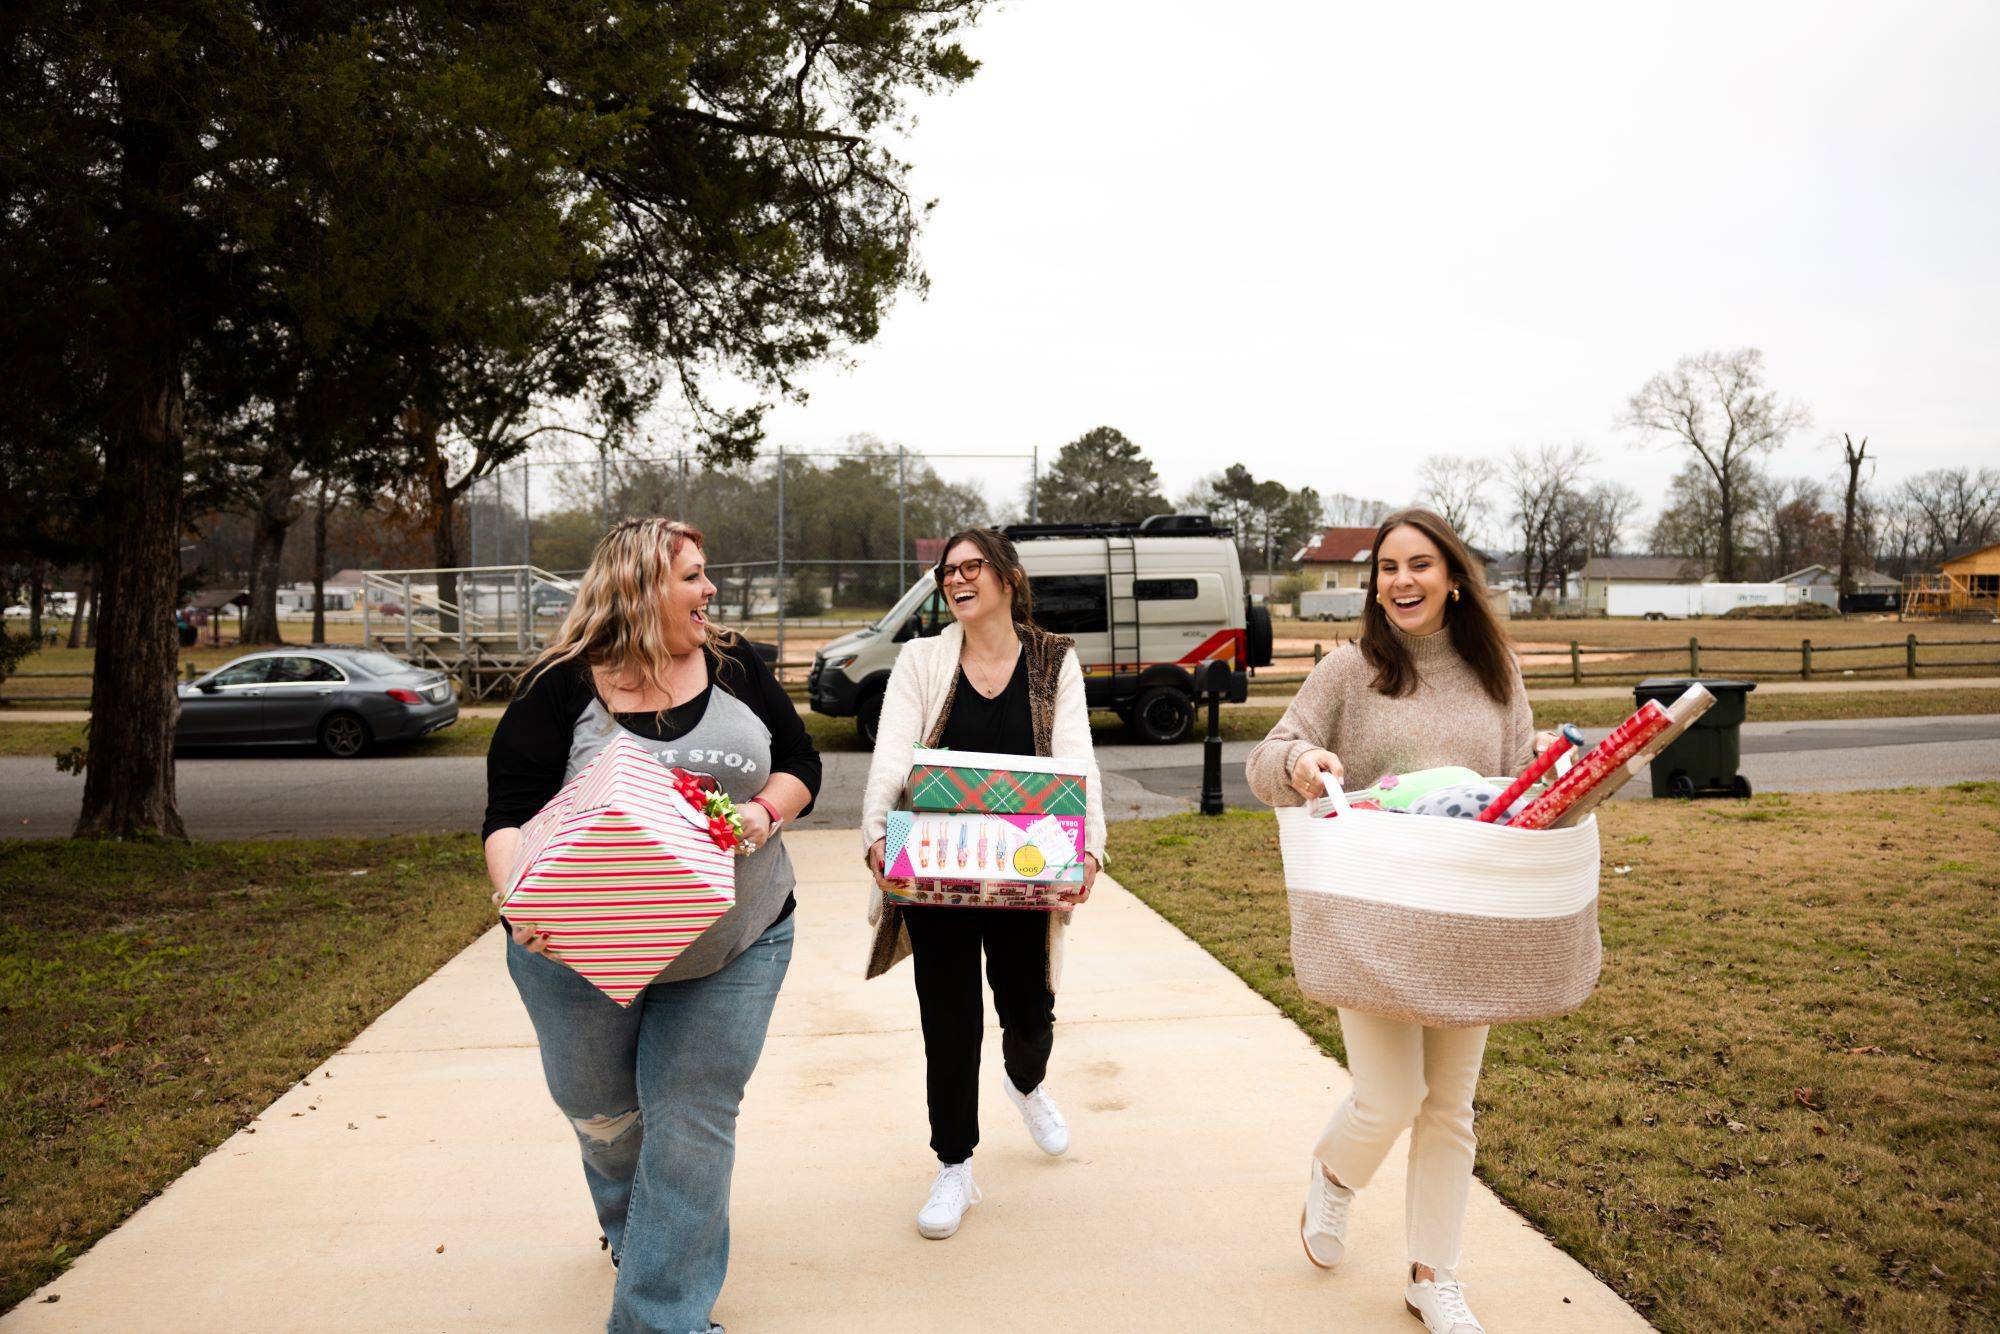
502;734;737;1006
907;748;1088;816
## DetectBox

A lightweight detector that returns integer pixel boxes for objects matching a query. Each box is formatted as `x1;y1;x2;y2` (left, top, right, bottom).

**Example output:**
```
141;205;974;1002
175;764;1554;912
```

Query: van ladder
1104;534;1140;681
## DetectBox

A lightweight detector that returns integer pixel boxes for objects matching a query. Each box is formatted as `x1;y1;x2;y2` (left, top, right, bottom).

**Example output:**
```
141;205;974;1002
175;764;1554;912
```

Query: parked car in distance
176;647;458;757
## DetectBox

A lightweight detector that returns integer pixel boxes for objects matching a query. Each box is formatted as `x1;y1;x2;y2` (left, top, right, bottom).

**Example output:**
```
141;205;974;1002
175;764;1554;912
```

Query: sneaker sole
917;1219;961;1240
1300;1207;1341;1270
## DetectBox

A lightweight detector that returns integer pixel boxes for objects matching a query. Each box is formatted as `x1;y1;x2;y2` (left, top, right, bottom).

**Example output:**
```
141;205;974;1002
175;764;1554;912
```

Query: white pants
1314;1009;1489;1276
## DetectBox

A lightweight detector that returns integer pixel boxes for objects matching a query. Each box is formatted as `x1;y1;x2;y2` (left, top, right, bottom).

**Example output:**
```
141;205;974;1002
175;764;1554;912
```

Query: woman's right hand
510;920;554;956
1290;747;1345;799
867;837;913;894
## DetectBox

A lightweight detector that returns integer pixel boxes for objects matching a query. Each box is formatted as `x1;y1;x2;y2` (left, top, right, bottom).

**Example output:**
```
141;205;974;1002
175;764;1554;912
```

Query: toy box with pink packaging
881;809;1086;910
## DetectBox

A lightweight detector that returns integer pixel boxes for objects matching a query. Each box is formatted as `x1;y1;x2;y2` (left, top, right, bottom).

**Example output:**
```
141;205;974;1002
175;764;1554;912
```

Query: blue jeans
507;914;795;1334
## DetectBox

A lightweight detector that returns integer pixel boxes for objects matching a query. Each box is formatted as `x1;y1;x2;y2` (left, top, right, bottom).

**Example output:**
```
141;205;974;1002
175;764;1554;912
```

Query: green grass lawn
1107;787;2000;1333
0;834;497;1313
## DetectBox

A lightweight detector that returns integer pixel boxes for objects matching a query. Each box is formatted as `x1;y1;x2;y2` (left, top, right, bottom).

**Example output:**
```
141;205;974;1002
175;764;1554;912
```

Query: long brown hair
532;517;739;712
934;526;1035;626
1359;507;1515;704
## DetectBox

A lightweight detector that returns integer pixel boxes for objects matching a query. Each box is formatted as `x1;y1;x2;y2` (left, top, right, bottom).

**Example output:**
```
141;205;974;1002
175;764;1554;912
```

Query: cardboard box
907;747;1088;816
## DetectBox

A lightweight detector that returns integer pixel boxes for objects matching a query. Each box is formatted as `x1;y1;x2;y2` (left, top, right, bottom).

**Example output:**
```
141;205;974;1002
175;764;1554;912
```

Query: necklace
962;642;1021;699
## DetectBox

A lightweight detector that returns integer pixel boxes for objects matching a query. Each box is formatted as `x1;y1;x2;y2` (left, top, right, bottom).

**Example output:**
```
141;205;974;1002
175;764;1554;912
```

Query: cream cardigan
859;622;1108;989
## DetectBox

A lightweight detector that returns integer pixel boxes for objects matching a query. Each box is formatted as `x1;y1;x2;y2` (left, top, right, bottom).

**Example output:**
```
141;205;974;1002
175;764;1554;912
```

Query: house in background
1903;540;2000;619
1293;525;1493;590
1774;563;1900;613
1577;555;1709;613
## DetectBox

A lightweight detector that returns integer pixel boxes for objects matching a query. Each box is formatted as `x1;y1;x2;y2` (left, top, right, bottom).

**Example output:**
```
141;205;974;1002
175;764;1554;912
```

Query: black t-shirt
939;654;1033;757
481;643;821;839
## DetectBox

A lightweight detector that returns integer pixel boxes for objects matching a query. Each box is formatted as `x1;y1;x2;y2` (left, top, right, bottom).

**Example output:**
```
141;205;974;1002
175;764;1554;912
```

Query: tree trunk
242;467;298;644
75;78;188;839
85;561;101;648
67;574;91;649
312;481;331;645
76;366;187;838
1717;487;1738;583
28;561;44;641
1838;435;1867;604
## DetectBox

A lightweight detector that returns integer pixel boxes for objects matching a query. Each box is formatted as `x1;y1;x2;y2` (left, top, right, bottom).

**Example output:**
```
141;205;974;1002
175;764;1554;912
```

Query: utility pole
775;446;786;671
1030;445;1039;523
521;463;531;568
677;448;688;519
598;447;609;532
897;444;907;595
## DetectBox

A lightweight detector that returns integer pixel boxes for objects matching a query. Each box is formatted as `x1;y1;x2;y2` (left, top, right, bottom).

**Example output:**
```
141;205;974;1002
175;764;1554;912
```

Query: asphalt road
4;716;1998;841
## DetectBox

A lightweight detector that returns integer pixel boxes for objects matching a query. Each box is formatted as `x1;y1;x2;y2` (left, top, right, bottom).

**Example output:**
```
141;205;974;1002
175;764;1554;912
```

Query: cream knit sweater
1245;624;1535;806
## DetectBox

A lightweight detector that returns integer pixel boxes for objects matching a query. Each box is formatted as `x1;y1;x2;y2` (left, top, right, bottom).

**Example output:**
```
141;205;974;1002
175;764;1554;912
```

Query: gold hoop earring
1375;594;1386;606
1450;587;1461;602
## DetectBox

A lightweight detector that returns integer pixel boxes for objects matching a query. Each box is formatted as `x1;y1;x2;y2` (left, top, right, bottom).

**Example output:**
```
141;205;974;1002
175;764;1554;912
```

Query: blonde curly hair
532;517;737;711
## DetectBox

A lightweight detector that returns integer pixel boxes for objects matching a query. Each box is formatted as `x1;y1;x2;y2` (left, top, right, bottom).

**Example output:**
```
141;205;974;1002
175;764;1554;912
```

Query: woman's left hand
736;801;773;855
1532;730;1561;756
1068;853;1101;905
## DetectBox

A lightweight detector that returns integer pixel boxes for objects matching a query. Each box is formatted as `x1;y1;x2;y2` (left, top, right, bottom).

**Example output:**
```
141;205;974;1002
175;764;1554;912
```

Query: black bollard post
1200;660;1225;816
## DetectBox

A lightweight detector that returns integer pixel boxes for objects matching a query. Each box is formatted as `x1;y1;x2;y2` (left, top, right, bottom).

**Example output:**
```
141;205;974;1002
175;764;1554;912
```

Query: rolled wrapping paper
1547;684;1716;828
1511;701;1673;831
1476;723;1585;823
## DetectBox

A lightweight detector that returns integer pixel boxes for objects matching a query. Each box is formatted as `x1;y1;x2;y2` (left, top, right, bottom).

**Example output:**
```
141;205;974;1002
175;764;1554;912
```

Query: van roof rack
1003;513;1232;541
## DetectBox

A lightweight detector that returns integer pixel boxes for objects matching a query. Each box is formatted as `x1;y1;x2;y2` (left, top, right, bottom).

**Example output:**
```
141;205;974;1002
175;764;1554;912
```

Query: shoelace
1023;1091;1063;1138
1426;1281;1480;1331
929;1166;978;1212
1310;1169;1350;1231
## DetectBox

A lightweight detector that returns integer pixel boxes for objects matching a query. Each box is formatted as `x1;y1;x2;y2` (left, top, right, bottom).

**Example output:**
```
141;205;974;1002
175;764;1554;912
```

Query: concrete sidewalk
6;833;1647;1332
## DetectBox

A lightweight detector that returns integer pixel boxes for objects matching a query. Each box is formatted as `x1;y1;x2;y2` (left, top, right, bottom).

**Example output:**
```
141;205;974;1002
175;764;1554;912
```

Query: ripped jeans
507;914;795;1334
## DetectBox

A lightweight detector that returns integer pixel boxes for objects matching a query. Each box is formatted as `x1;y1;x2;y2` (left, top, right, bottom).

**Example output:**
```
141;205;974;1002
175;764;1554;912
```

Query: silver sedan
176;648;459;757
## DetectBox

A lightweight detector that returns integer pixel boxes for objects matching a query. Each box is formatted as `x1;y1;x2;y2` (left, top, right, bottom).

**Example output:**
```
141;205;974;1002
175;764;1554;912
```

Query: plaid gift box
906;748;1088;816
502;734;738;1007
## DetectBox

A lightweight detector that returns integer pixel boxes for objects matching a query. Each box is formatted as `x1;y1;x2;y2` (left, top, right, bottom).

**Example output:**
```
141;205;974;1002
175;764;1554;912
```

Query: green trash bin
1633;677;1757;799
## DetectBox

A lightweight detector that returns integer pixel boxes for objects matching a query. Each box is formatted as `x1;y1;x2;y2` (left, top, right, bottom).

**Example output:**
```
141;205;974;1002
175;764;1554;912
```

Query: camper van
808;516;1273;745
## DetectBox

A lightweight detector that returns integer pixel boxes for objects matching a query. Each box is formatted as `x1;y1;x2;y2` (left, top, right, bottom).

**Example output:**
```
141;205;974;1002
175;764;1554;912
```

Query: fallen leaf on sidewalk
435;1244;446;1254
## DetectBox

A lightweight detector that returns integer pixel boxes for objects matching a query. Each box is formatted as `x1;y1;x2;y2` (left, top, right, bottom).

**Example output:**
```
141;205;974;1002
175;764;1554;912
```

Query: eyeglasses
936;557;989;585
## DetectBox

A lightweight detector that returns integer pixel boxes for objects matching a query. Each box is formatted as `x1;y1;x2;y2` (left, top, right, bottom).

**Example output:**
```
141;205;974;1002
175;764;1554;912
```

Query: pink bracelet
750;795;784;829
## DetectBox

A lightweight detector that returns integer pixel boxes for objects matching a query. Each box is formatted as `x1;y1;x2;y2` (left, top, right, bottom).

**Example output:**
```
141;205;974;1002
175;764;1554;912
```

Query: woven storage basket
1277;778;1602;1027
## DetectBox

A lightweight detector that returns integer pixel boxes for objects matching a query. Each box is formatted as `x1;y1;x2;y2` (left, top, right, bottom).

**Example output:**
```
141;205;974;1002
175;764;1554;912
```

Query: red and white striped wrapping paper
502;734;737;1006
1511;701;1672;830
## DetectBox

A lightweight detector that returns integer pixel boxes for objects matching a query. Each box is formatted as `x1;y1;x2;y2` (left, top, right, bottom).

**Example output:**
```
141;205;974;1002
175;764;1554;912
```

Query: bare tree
1898;466;2000;561
1322;492;1395;528
1580;481;1641;561
1837;434;1870;602
1416;454;1498;543
1625;348;1809;581
1505;443;1593;600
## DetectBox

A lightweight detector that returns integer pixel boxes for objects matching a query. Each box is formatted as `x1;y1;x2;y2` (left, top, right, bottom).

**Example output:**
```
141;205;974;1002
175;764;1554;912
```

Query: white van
808;515;1273;745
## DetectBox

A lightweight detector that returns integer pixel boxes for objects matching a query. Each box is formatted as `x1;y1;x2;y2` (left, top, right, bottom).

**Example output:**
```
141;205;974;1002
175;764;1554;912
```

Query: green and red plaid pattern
908;762;1087;816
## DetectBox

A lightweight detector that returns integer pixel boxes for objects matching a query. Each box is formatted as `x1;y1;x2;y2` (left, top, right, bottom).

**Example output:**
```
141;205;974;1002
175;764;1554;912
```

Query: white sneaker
916;1162;981;1239
1405;1274;1485;1333
1300;1160;1352;1269
1003;1079;1070;1156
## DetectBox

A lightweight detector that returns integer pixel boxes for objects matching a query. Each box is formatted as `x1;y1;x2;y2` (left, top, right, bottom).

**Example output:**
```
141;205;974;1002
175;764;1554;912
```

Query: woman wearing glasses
860;526;1107;1241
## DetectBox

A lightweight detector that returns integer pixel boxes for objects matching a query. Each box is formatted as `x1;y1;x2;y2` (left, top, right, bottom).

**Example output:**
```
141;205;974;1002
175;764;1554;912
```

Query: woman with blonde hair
483;517;820;1334
860;525;1106;1241
1246;507;1552;1334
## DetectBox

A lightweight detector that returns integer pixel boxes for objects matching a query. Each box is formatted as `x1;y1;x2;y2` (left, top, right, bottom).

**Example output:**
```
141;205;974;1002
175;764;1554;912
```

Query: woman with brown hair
1246;507;1552;1334
482;517;820;1334
859;525;1107;1241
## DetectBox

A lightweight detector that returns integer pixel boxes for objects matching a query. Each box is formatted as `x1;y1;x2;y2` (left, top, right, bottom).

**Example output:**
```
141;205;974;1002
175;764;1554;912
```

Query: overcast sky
743;0;1998;535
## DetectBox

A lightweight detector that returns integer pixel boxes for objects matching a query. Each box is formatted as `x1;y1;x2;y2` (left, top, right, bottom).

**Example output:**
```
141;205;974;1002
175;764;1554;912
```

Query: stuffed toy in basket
502;734;739;1006
1277;775;1602;1027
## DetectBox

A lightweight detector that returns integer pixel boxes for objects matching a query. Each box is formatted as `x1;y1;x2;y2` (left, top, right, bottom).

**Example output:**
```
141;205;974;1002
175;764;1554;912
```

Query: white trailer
1299;587;1367;620
1607;583;1704;620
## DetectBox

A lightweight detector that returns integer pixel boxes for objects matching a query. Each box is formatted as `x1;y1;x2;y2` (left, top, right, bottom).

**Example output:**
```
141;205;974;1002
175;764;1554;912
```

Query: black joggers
901;904;1055;1164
